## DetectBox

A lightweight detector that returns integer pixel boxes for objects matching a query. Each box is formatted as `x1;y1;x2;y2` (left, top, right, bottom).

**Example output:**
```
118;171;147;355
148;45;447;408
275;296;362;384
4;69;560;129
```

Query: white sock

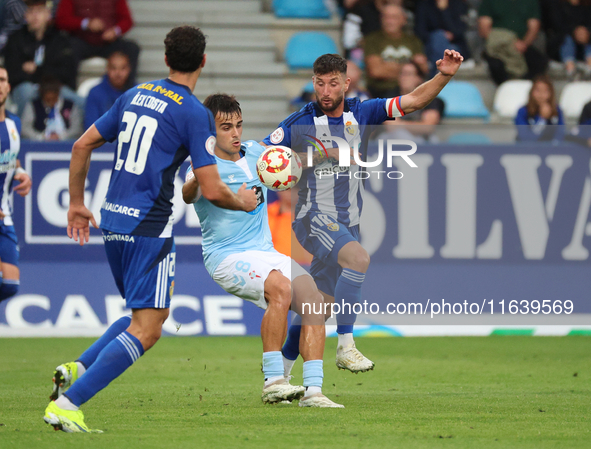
54;395;78;411
76;361;86;376
305;386;322;397
264;375;284;388
283;356;296;377
338;333;354;349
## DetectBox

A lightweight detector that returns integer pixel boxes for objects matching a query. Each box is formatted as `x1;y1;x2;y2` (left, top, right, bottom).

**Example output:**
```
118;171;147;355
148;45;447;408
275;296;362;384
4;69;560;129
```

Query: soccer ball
256;145;302;191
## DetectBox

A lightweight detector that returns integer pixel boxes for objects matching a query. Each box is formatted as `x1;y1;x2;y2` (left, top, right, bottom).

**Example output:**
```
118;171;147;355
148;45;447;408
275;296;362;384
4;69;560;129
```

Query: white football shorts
212;250;310;310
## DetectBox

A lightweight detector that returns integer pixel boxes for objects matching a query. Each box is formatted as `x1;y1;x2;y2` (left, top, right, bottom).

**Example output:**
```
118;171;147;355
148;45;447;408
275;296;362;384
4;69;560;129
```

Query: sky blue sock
64;331;144;407
77;315;132;369
335;269;365;335
281;314;302;361
303;360;323;387
262;351;283;380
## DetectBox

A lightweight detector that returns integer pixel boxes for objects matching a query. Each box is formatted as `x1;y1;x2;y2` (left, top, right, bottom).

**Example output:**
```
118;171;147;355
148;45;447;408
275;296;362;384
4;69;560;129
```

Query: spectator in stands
363;3;428;98
382;61;444;142
341;0;414;64
4;0;80;117
84;51;130;129
515;76;564;142
21;76;82;140
541;0;591;80
414;0;470;74
267;189;312;265
478;0;548;85
55;0;139;87
345;60;370;101
0;0;27;52
568;98;591;145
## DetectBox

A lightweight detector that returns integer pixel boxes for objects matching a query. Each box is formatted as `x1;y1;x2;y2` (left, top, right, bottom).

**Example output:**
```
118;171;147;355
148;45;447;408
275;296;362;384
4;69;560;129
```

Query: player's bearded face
314;72;349;113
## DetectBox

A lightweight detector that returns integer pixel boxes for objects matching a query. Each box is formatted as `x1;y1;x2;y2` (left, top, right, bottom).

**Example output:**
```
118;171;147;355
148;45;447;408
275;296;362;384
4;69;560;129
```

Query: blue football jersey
263;97;403;227
95;78;217;237
0;113;21;226
191;140;276;275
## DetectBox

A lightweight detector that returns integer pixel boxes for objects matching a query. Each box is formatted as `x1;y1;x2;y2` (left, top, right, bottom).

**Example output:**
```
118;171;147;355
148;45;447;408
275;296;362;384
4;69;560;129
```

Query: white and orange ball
256;145;302;191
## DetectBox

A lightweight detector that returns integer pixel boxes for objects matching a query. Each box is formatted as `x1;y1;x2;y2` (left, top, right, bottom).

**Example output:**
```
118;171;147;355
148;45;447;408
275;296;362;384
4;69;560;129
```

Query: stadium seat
447;132;492;144
77;77;102;98
493;80;532;118
285;32;338;70
273;0;331;19
559;82;591;119
437;81;490;119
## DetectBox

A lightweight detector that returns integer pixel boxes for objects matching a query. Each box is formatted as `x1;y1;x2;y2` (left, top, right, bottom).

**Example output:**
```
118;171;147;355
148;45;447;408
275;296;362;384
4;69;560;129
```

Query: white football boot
261;377;305;404
335;343;375;373
299;393;344;408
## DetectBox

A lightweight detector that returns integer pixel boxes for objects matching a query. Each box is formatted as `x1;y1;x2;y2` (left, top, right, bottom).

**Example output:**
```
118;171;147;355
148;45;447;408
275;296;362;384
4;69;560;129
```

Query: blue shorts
103;231;175;309
292;212;359;297
0;225;19;266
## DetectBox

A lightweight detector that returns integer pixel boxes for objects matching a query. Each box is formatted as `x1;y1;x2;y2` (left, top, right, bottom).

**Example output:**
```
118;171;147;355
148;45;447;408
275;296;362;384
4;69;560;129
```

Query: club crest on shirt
327;222;340;232
345;121;356;136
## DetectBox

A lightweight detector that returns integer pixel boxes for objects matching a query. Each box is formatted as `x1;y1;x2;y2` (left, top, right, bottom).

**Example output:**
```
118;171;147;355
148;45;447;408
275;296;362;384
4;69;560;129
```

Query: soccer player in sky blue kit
263;50;463;375
183;94;342;407
0;66;32;305
44;26;257;433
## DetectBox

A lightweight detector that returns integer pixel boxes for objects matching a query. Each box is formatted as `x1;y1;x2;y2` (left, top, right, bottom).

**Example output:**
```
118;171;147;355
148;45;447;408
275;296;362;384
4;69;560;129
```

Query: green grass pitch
0;336;589;448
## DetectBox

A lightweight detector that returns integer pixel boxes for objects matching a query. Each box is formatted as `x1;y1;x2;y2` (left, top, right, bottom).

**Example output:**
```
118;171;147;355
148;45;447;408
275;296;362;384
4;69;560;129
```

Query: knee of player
0;280;19;302
142;329;162;350
347;251;370;272
270;279;292;310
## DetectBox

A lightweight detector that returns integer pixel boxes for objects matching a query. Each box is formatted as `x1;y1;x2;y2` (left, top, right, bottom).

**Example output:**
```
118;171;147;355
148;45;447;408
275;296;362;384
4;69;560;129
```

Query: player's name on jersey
136;83;184;105
130;92;168;114
101;200;140;217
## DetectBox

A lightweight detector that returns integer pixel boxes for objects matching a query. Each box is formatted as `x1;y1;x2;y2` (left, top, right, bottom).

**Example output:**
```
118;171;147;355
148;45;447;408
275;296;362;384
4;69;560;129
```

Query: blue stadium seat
285;32;338;70
437;81;490;120
447;133;492;144
273;0;331;19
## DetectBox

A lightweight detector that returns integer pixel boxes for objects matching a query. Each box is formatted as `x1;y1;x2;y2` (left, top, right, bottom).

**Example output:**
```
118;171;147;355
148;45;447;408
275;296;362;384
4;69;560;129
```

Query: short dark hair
39;76;61;95
313;54;348;76
164;26;206;73
203;94;242;120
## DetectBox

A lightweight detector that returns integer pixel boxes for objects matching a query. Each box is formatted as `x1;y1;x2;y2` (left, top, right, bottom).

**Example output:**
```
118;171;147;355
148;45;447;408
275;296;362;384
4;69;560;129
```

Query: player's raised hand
237;182;258;212
13;172;31;197
67;204;98;246
436;49;463;77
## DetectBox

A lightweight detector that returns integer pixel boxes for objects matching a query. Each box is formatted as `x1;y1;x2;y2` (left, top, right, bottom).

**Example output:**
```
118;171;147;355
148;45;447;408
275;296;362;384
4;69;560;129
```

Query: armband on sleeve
385;97;405;118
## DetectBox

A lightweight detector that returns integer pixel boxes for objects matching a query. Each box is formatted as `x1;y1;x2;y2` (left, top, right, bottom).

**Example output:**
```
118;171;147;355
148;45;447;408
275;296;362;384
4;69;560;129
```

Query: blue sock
281;314;302;361
303;360;323;388
262;351;283;380
0;279;19;302
335;269;365;335
78;315;132;369
64;331;144;407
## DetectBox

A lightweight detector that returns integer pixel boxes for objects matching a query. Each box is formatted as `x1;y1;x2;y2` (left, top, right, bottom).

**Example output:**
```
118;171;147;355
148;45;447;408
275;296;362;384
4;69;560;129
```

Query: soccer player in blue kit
44;26;257;433
0;66;32;305
264;51;463;375
183;94;342;407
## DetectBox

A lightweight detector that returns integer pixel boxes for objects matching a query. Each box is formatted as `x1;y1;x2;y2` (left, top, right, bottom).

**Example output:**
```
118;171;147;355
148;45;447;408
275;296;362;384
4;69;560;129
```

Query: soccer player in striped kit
264;50;463;375
0;66;32;305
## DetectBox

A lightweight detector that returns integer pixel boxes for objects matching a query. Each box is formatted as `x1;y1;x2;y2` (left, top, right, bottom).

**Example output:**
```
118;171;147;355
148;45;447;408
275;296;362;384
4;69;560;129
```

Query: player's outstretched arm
399;49;463;115
68;125;105;245
194;164;258;212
